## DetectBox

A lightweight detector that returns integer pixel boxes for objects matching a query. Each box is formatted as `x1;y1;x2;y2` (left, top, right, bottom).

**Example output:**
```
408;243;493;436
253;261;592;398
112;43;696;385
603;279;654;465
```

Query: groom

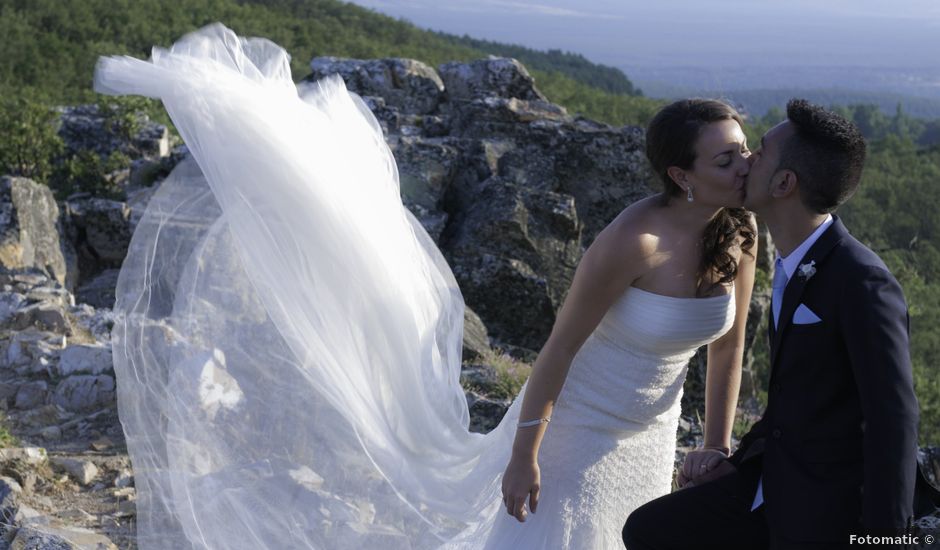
622;99;919;548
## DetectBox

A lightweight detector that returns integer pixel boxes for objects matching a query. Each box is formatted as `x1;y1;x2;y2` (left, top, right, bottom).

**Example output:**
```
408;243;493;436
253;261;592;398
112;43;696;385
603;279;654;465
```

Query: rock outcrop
0;177;72;290
308;55;654;352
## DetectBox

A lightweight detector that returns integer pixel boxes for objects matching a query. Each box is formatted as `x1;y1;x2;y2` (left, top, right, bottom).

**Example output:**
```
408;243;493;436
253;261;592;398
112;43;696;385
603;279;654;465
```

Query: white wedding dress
99;24;735;550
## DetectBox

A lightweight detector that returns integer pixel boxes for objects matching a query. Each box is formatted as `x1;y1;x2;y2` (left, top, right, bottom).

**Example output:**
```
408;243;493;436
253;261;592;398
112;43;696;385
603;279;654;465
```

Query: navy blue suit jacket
730;216;919;541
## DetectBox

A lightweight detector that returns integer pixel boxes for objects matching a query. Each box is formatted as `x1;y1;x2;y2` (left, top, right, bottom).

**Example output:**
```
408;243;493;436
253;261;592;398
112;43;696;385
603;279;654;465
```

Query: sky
346;0;940;70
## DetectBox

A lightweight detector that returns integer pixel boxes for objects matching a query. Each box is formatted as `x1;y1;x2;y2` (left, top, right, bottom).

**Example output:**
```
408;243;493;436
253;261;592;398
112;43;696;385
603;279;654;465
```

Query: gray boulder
0;448;47;465
3;329;66;373
52;375;115;412
24;286;72;310
0;382;17;409
54;344;113;377
465;390;510;434
0;177;69;288
448;97;569;139
74;269;120;309
10;522;118;550
0;292;26;326
50;457;99;486
14;381;48;410
446;176;581;351
57;103;170;160
11;302;68;333
65;304;115;345
64;198;131;264
439;57;547;102
461;307;491;362
308;57;444;115
391;136;460;241
0;476;19;541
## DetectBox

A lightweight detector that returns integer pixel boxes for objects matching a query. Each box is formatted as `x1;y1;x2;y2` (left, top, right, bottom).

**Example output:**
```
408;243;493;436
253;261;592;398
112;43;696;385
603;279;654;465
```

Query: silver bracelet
517;417;551;428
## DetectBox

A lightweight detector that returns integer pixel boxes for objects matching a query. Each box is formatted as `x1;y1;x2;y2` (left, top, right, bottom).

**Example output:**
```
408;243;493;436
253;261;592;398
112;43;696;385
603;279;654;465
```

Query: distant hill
720;88;940;121
628;65;940;120
433;33;642;96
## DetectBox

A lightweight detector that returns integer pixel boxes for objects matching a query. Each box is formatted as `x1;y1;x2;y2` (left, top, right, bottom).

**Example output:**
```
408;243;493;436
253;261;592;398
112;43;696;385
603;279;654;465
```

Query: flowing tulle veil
100;23;521;549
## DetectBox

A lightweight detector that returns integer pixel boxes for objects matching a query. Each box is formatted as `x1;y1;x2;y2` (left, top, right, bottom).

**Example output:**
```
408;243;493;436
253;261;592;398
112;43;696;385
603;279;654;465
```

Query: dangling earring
686;186;694;203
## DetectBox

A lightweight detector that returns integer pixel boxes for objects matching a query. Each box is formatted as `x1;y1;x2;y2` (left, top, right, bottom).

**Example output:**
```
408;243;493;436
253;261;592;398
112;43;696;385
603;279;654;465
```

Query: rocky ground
1;268;135;549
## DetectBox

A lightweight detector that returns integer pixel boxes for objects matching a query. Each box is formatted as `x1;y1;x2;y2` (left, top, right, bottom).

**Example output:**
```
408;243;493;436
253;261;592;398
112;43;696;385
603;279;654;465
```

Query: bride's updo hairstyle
646;99;756;296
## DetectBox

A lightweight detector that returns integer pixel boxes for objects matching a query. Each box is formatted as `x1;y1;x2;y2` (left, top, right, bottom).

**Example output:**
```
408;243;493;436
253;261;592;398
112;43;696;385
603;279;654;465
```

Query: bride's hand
677;447;729;488
501;456;540;522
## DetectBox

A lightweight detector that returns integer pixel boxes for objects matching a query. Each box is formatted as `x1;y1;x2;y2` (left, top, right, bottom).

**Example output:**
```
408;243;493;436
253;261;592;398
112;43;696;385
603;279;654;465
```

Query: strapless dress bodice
592;286;736;358
553;286;736;431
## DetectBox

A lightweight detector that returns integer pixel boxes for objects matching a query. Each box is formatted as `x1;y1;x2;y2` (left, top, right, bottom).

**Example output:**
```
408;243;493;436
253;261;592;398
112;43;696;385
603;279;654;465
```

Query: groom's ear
771;169;799;199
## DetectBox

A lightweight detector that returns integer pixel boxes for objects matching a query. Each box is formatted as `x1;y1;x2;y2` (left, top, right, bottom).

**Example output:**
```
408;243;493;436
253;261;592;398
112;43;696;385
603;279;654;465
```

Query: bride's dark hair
645;99;756;296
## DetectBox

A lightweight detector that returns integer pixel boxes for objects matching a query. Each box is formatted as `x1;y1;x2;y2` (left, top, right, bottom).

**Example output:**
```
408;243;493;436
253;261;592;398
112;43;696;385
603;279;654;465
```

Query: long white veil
100;23;520;549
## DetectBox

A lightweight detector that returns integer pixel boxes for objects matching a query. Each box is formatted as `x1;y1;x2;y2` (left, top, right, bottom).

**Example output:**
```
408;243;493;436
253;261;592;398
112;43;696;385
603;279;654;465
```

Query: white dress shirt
752;214;833;511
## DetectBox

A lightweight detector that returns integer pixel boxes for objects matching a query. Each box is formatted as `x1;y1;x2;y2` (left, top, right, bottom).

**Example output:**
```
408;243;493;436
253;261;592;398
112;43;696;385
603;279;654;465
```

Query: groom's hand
677;448;733;489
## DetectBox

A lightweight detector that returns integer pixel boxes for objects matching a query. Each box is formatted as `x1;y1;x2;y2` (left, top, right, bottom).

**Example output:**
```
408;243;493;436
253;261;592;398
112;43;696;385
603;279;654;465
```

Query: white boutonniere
798;260;816;281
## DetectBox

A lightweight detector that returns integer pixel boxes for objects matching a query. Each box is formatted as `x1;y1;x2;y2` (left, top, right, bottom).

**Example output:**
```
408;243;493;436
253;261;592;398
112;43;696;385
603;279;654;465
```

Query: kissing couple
98;24;926;549
618;100;925;549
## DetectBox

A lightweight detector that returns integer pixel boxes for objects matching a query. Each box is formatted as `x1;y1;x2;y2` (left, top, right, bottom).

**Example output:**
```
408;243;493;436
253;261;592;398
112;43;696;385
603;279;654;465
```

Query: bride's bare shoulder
606;196;663;244
590;195;663;262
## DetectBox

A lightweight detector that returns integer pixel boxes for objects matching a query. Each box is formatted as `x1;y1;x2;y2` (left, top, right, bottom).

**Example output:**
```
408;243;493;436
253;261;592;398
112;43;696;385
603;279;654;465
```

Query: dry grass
477;348;532;400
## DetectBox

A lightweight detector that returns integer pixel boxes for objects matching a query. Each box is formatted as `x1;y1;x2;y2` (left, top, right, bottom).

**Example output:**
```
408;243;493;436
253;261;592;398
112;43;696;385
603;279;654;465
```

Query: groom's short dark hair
777;99;867;213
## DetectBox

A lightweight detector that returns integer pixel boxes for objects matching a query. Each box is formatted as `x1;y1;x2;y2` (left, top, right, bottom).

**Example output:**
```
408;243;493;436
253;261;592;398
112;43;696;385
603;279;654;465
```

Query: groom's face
743;120;795;213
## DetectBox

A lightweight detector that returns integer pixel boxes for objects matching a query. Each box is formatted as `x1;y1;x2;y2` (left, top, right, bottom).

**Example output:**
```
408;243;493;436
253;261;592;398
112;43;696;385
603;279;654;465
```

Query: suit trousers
621;458;857;550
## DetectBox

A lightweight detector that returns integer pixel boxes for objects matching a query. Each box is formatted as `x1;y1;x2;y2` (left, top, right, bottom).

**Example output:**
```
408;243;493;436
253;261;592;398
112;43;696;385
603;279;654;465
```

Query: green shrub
0;413;17;448
54;148;130;199
0;93;150;198
0;96;64;182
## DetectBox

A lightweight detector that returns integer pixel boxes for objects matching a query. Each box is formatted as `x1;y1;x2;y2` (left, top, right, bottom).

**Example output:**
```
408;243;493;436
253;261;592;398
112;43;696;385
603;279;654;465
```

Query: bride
98;24;755;549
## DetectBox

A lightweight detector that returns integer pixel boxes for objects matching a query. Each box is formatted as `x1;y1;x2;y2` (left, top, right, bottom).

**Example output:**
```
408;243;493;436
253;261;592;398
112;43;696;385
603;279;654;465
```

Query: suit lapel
769;217;848;367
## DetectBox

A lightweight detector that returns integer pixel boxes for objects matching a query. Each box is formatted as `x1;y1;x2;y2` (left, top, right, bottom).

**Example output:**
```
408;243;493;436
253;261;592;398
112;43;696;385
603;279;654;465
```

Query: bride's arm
680;217;758;487
501;216;648;522
703;235;756;453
